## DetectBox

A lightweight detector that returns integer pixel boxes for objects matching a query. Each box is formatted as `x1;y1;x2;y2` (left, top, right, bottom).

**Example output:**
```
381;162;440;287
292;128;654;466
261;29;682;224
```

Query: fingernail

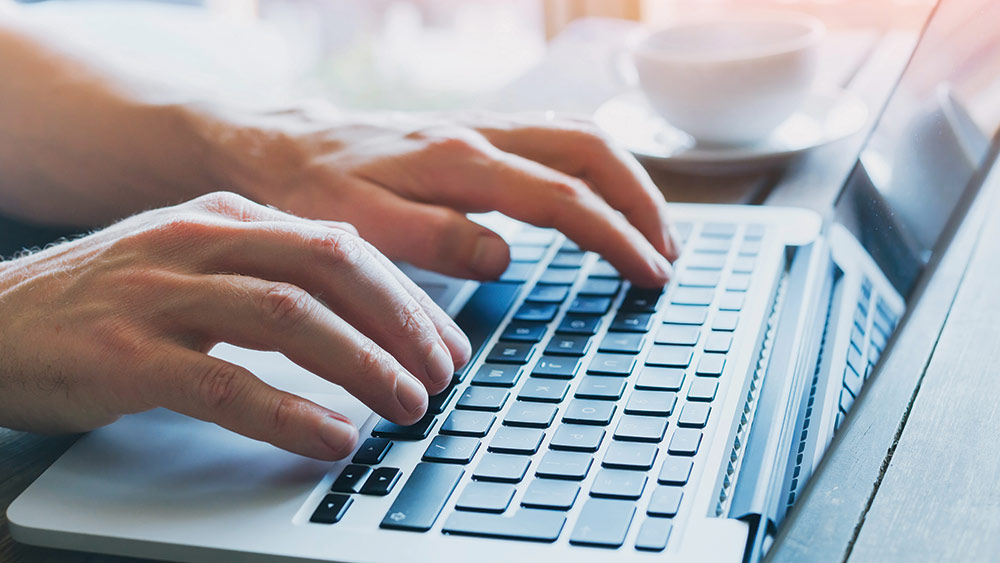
444;324;472;368
471;235;509;279
319;415;357;458
651;253;673;283
665;224;682;260
395;373;428;418
425;340;454;388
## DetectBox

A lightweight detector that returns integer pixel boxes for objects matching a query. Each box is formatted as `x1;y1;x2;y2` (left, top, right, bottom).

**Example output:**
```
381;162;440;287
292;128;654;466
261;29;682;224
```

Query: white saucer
594;89;868;174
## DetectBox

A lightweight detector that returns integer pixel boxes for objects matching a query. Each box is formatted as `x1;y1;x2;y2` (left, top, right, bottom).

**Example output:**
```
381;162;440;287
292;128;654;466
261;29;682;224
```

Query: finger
149;347;359;460
321;216;475;369
475;119;681;261
339;185;510;281
421;149;673;287
170;275;432;425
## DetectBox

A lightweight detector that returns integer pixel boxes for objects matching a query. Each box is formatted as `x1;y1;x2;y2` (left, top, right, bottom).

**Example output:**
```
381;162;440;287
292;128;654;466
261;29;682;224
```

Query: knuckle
412;128;484;158
355;340;389;382
269;394;301;434
393;299;433;342
317;230;365;268
196;362;246;411
192;191;253;218
259;282;314;331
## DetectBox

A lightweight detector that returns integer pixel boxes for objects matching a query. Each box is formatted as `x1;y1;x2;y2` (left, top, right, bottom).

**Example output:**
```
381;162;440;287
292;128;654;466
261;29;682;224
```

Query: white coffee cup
627;11;824;146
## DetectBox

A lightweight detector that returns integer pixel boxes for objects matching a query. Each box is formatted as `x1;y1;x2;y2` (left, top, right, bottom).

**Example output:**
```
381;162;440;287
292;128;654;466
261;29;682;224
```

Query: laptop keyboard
310;220;769;552
835;276;900;428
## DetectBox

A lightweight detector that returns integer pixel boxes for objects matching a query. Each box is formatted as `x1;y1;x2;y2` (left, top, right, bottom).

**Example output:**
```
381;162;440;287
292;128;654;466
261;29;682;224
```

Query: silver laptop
9;1;1000;561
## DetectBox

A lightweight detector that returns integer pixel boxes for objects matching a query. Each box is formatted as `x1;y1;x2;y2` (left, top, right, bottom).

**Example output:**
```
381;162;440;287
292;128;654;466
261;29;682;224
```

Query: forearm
0;9;223;227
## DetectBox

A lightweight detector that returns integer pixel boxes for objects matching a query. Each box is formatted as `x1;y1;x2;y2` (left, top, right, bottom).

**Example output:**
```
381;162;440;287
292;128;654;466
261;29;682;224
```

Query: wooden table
4;13;998;563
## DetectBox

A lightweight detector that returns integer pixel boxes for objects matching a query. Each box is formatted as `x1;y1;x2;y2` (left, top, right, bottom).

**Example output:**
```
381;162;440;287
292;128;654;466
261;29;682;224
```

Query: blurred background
10;0;941;112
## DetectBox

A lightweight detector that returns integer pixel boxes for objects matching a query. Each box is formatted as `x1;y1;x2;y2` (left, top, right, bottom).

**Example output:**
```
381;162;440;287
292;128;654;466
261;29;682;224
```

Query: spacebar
442;509;566;542
452;282;523;378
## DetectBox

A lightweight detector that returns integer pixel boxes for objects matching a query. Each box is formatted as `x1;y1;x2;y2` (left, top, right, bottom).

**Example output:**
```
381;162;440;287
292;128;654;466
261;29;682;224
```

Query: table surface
4;13;1000;563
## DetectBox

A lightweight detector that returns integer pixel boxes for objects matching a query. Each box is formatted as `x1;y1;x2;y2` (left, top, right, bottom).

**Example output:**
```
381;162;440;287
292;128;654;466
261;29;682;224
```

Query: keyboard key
513;303;559;323
671;287;715;306
511;229;555;247
489;427;545;455
443;509;566;543
654;324;701;346
427;382;458;414
645;344;694;368
539;268;578;285
696;353;727;376
658;457;693;485
740;239;762;256
550;424;605;452
551;250;587;268
352;437;392;465
472;363;523;387
687;254;726;270
568;296;613;315
693;237;731;254
380;462;464;531
667;429;703;456
535;451;593;480
635;366;685;391
510;245;547;262
563;399;616;425
587;353;636;376
647;486;683;517
704;332;733;353
590;469;647;499
575;376;627;400
635;518;673;551
504;402;558;428
662;305;709;325
372;415;436;440
532;356;581;379
455;481;515;513
521;479;580;510
678;270;721;288
501;322;547;343
526;284;569;303
570;498;636;547
719;292;745;311
621;288;664;313
625;390;677;416
486;342;535;364
500;262;535;283
590;260;620;279
840;388;854;413
518;378;570;402
457;387;509;411
310;494;353;524
599;332;645;354
844;363;863;397
677;403;711;428
578;277;620;297
610;312;654;333
360;467;402;496
701;222;737;238
441;411;496;437
544;334;592;356
712;311;740;331
727;273;752;292
732;256;756;274
745;224;766;239
614;415;667;442
454;281;523;373
602;442;658;470
557;315;602;335
423;435;481;464
687;378;718;402
473;453;530;483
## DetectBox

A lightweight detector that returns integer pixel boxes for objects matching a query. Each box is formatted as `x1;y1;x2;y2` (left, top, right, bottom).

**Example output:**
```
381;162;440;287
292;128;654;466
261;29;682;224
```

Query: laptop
9;1;1000;560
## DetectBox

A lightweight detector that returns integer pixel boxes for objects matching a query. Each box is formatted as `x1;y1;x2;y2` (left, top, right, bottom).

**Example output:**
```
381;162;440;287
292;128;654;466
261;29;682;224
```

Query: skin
0;7;680;460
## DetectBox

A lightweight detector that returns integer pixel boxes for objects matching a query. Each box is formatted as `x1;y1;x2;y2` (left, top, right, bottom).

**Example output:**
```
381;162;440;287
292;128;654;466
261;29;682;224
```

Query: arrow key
361;467;402;496
310;493;353;524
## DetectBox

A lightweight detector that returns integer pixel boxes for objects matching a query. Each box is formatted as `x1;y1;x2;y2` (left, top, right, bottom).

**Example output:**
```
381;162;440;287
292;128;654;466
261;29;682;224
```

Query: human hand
0;192;470;460
198;107;679;286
